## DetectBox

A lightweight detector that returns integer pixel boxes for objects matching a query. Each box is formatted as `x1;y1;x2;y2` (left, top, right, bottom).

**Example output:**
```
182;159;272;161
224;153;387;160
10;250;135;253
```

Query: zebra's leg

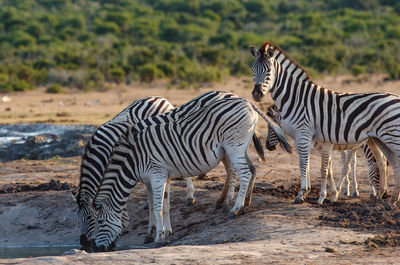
327;158;339;202
226;152;252;218
144;183;155;244
318;150;331;204
367;140;388;198
185;176;196;206
216;155;236;210
244;154;257;208
350;150;359;198
163;181;172;242
294;137;312;204
150;174;168;248
336;151;351;197
370;138;400;205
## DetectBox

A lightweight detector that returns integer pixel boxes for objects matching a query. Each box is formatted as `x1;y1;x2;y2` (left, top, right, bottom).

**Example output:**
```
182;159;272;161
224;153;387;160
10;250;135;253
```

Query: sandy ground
0;75;400;264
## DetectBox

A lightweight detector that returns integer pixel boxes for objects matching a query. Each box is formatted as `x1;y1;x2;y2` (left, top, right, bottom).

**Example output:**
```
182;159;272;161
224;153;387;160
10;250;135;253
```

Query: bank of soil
0;146;399;264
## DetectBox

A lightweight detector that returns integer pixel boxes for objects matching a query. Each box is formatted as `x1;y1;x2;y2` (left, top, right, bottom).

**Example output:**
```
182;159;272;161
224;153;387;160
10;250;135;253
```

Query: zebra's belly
312;140;365;151
165;146;224;178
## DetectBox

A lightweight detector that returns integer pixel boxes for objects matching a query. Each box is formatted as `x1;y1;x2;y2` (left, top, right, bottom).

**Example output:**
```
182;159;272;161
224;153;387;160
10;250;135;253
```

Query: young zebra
249;41;399;204
265;104;388;202
91;95;290;251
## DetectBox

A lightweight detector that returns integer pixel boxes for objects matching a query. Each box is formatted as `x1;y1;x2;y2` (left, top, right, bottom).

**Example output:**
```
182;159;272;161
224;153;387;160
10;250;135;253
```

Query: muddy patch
319;199;400;232
0;180;73;194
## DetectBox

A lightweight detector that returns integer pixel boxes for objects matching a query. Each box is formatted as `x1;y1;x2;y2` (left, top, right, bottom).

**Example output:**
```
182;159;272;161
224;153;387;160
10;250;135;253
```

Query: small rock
324;247;337;253
2;96;11;102
62;249;87;256
85;100;99;106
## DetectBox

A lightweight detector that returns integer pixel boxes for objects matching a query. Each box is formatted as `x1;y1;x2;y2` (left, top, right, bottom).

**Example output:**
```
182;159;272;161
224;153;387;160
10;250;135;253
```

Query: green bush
95;21;120;35
46;84;63;93
351;65;367;76
0;0;400;88
109;67;125;83
138;64;158;82
10;80;32;91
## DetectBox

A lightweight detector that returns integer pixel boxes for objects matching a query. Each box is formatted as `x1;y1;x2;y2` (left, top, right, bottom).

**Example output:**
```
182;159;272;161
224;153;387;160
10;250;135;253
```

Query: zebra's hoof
154;241;166;248
143;202;149;210
144;235;154;244
228;212;237;219
294;195;304;204
186;198;195;206
381;191;389;199
351;191;360;198
222;204;231;213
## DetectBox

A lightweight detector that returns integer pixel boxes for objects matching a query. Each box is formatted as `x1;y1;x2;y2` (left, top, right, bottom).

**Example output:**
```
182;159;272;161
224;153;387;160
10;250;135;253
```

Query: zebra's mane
259;41;312;81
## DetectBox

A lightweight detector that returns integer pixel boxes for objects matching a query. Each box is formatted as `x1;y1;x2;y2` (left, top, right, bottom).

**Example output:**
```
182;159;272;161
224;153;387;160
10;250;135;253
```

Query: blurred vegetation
0;0;400;91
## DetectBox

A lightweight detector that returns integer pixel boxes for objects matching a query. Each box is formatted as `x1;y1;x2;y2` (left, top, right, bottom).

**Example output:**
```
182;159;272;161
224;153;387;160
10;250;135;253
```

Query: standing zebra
265;104;388;202
249;41;399;204
91;95;290;251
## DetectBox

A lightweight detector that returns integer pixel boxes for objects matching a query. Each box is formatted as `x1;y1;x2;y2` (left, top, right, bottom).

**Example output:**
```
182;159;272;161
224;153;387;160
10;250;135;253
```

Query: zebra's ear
249;46;260;58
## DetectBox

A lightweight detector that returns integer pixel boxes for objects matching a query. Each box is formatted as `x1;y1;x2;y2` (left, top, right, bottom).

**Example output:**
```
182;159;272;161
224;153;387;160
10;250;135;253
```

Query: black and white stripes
76;96;174;250
91;93;289;250
250;41;400;204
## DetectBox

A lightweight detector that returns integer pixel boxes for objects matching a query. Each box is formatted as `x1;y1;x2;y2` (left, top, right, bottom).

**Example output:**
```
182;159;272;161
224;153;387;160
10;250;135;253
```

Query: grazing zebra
266;104;388;202
76;96;178;250
76;91;264;250
249;41;399;204
91;94;291;251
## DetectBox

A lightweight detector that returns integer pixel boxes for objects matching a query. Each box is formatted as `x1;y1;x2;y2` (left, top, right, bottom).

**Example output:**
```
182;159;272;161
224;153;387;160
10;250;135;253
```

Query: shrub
95;21;120;35
138;64;158;82
10;80;32;91
46;84;63;93
109;67;125;83
351;65;367;76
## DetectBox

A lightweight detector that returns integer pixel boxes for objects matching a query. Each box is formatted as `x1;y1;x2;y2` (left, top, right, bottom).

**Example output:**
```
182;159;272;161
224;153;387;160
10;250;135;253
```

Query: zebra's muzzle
91;239;117;252
80;234;92;251
252;84;264;102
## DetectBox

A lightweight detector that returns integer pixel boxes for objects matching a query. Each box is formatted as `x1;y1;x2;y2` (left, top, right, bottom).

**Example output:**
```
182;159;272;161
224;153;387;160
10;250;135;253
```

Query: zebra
75;91;266;250
249;41;399;205
75;96;181;250
265;104;388;202
91;94;291;251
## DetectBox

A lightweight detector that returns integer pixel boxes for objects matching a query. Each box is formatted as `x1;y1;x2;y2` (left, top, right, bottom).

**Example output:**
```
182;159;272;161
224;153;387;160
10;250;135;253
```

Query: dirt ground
0;75;400;264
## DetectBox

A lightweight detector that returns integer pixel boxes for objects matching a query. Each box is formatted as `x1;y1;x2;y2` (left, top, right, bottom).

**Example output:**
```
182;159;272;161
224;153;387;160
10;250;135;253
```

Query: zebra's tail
249;101;292;154
252;130;265;161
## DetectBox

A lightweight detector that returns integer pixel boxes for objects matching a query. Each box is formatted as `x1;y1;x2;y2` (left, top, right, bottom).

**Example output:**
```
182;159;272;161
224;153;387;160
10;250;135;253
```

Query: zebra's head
76;193;98;251
91;198;121;252
249;42;278;102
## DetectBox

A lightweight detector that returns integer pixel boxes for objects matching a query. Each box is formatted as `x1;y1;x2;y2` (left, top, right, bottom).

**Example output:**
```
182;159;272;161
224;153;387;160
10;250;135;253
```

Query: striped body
250;41;399;204
77;96;174;249
92;94;289;250
266;104;388;202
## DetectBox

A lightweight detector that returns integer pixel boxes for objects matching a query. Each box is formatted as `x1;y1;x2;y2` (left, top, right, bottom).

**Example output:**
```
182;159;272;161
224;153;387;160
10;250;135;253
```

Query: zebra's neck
269;60;315;112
